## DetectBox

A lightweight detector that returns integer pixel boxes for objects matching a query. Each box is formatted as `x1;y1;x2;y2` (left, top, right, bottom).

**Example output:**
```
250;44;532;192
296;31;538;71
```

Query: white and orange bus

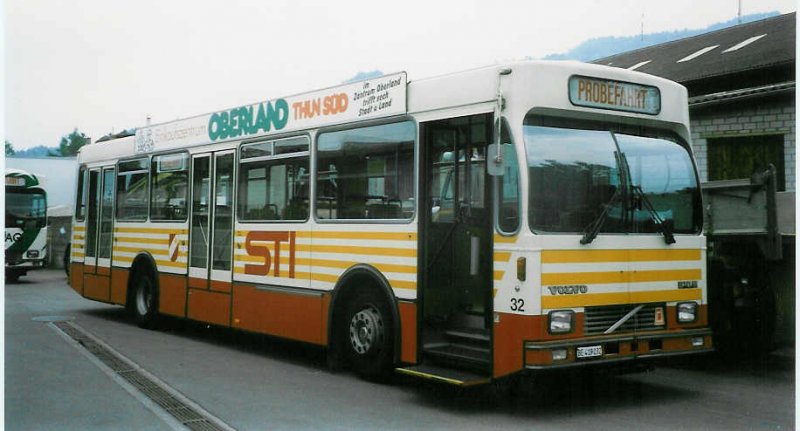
69;61;711;385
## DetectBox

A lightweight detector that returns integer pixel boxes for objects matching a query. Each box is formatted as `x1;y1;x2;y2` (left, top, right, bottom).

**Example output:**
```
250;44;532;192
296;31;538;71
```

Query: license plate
576;345;603;359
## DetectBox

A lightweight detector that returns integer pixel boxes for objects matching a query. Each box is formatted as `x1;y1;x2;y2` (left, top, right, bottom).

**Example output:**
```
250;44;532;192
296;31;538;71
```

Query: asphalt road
5;270;796;430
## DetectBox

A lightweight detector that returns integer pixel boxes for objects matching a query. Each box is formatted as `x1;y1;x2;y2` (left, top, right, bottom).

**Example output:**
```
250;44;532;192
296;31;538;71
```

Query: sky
3;0;797;150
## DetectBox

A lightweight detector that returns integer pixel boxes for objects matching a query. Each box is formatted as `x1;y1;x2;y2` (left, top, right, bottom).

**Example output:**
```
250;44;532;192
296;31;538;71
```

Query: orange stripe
114;237;170;245
542;269;701;285
398;301;417;364
187;289;230;326
231;284;324;345
233;255;416;274
234;230;416;241
493;234;517;244
542;288;702;308
542;249;702;264
494;252;512;262
159;274;187;317
306;271;416;289
302;231;416;241
295;243;416;257
210;280;232;293
115;227;188;234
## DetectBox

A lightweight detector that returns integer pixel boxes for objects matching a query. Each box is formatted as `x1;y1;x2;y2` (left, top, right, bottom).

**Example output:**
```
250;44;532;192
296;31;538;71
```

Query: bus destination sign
568;76;660;115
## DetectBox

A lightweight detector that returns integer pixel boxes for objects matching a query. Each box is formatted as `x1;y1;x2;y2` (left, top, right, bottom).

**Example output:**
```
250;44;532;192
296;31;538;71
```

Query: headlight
677;302;697;323
548;310;574;334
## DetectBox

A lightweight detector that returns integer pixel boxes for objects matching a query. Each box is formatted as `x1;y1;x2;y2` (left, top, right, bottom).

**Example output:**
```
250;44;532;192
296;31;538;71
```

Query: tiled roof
593;12;795;84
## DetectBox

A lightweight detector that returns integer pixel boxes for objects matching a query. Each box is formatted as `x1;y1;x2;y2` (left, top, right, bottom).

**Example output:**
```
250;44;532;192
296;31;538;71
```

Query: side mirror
487;143;504;177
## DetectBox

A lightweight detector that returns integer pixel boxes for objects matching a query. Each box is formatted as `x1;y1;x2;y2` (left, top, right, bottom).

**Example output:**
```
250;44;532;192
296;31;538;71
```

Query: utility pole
640;13;644;41
738;0;742;24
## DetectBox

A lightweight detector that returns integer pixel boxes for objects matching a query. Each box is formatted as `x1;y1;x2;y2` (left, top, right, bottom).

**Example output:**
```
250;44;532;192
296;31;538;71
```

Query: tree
50;128;90;156
5;140;15;156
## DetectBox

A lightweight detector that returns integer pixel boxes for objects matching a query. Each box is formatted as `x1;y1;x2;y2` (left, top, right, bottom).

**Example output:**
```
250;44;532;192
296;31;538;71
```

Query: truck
703;164;795;354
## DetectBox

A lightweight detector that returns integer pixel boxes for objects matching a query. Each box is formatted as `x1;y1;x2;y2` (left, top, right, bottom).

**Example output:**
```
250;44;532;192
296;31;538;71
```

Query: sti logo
244;231;297;278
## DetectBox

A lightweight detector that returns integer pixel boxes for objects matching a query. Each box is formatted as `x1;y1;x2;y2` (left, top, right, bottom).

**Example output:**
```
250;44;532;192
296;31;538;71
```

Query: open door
419;113;494;375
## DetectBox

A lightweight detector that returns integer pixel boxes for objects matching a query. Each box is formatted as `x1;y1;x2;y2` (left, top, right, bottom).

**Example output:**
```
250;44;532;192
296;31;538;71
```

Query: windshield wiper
580;187;621;245
631;185;675;244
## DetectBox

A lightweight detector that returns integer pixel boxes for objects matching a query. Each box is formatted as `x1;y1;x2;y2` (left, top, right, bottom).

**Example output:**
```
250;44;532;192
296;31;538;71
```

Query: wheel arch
327;263;402;364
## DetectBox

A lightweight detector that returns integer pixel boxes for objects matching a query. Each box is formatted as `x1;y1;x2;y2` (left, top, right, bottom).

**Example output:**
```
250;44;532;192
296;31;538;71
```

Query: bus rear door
187;151;236;326
83;167;115;301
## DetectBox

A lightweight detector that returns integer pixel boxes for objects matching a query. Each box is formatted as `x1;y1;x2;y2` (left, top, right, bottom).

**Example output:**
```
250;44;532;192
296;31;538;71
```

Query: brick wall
689;97;796;191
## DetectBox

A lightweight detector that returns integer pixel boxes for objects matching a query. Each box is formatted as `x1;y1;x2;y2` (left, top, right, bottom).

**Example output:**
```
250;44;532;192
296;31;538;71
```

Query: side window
151;153;189;221
316;121;415;220
116;158;149;221
238;136;310;221
75;166;87;220
497;122;520;233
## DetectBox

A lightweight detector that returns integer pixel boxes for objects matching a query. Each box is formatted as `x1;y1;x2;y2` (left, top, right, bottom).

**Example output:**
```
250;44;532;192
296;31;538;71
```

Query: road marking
48;320;236;431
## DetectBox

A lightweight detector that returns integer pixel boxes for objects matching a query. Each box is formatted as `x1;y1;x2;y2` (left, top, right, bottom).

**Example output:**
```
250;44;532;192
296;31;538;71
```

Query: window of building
238;136;310;221
316;121;415;220
116;158;149;221
708;134;785;191
150;153;189;221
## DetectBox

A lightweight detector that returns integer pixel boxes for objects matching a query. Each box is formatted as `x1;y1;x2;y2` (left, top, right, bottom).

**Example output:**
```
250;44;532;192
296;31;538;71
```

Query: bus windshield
6;190;47;228
524;116;701;236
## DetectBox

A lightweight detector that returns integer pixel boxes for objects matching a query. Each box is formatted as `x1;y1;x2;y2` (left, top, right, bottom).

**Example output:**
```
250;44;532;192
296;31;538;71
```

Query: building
594;12;795;192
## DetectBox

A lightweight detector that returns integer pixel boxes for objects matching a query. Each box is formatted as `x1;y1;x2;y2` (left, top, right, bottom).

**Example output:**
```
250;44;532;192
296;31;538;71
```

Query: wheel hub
349;306;384;355
136;281;152;316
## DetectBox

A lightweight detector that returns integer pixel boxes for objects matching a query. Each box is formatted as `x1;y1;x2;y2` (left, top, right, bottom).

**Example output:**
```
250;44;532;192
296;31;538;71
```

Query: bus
6;169;48;281
68;61;711;385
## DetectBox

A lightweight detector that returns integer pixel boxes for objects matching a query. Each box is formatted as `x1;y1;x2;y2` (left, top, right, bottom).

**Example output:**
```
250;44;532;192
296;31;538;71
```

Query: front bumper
5;259;47;270
524;328;713;370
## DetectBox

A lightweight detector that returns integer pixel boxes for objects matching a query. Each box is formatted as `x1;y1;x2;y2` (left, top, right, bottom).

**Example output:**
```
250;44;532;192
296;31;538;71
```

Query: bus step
444;328;490;346
396;364;491;387
424;343;490;373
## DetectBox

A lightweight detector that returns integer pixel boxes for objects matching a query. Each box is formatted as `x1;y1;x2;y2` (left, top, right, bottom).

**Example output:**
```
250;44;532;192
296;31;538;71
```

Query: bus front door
420;114;493;374
187;151;236;326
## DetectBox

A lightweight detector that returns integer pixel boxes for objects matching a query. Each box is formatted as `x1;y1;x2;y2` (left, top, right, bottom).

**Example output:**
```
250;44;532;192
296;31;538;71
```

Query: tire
343;288;394;380
6;271;20;283
752;286;777;354
131;271;159;329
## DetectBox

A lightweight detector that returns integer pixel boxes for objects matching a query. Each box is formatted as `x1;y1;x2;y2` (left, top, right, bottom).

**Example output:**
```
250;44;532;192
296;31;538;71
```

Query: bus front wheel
131;271;159;329
344;288;394;380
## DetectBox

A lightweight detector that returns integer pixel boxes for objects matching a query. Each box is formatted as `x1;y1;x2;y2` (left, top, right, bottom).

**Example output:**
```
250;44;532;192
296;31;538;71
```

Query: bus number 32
510;298;525;312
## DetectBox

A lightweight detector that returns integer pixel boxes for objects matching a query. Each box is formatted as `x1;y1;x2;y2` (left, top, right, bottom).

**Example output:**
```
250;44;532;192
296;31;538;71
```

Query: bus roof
5;168;45;188
78;60;689;164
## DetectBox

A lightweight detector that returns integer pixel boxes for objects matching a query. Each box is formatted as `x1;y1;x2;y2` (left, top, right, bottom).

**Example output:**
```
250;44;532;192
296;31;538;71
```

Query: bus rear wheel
131;271;159;329
344;289;394;380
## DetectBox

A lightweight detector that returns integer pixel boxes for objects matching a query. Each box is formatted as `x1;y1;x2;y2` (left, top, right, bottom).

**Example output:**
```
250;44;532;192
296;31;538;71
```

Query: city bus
6;169;48;281
68;60;712;385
